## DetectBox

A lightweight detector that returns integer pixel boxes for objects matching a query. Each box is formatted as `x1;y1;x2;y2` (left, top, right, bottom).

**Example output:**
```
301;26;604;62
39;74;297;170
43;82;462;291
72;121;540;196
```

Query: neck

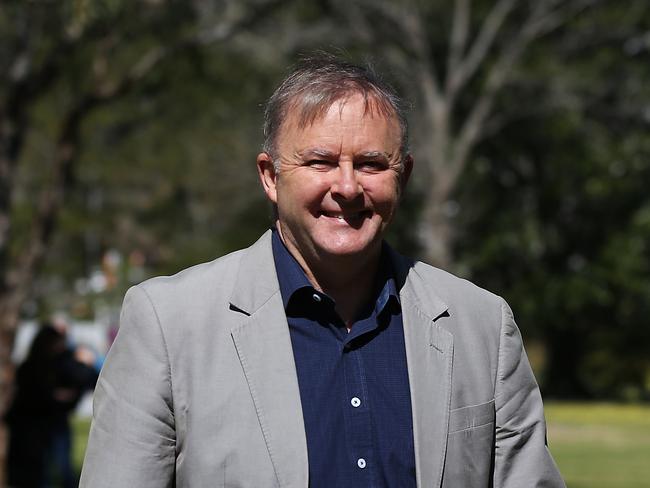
277;226;381;326
313;255;379;327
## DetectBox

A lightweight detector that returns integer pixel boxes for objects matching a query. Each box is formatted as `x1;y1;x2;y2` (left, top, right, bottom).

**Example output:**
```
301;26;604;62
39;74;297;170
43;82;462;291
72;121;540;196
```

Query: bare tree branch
526;0;598;40
447;0;470;78
450;30;530;185
449;0;591;187
196;0;286;45
96;0;285;100
354;0;444;104
446;0;517;99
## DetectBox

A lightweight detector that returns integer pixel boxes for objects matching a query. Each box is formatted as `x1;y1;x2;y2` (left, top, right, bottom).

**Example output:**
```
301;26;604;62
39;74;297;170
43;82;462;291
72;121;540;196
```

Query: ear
257;152;278;204
400;154;414;193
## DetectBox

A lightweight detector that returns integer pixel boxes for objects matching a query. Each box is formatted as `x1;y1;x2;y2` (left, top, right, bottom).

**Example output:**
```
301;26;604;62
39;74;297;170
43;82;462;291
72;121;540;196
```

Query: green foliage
450;2;650;399
456;97;650;398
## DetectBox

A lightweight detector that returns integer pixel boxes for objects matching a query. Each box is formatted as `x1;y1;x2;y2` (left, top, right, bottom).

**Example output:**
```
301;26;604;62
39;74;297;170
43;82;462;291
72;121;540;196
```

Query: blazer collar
388;246;449;322
231;231;450;318
229;230;309;487
389;247;454;488
229;230;279;315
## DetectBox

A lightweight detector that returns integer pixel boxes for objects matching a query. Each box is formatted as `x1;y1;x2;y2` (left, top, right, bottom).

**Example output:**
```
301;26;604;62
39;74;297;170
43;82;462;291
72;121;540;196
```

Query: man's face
258;93;412;272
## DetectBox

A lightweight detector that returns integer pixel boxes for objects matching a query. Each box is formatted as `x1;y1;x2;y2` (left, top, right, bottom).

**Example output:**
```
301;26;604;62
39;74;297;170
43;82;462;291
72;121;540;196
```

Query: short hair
262;53;409;169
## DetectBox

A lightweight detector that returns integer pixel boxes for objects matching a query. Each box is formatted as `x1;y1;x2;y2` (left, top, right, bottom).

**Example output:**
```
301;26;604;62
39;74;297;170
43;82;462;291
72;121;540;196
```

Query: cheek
364;180;401;210
277;180;323;210
290;176;330;201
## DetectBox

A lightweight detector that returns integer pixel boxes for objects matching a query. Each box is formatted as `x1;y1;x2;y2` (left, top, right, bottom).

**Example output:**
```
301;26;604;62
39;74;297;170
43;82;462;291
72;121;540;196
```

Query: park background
1;0;649;486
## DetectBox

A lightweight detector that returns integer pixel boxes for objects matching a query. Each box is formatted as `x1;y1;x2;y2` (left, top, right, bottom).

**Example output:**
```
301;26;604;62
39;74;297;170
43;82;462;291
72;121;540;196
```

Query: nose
331;163;362;201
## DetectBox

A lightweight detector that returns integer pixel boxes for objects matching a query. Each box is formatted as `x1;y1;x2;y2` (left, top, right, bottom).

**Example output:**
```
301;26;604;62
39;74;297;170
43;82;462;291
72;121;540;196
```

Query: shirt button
312;293;321;302
350;397;361;408
357;458;366;469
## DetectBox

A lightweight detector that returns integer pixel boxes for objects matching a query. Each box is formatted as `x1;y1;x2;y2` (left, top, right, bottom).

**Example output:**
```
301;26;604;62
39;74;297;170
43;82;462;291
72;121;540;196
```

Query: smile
320;211;370;221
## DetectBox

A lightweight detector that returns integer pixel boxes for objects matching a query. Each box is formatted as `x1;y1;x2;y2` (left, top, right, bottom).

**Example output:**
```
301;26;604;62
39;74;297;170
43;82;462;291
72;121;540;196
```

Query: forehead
277;93;401;147
292;90;399;127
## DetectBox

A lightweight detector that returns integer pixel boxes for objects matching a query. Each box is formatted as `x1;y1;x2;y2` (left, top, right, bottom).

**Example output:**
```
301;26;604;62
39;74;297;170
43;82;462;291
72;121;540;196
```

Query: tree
324;0;599;268
454;1;650;397
0;0;285;480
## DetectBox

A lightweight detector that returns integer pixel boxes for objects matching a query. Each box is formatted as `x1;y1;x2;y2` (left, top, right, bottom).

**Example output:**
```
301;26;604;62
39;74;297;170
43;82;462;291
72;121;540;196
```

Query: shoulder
135;247;246;304
113;247;251;362
119;231;276;336
391;250;509;360
115;246;249;337
392;250;503;314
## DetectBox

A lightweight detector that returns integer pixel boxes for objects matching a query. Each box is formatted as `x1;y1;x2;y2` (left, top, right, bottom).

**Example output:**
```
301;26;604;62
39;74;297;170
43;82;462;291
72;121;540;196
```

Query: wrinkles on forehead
296;147;397;163
287;90;399;132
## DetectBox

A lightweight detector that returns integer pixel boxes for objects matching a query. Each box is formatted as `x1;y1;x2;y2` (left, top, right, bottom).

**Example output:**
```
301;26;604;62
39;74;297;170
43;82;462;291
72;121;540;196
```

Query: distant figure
5;323;98;487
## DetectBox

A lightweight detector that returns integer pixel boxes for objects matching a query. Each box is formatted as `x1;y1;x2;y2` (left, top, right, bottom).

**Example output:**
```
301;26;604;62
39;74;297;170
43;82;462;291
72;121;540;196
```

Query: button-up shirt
271;230;416;488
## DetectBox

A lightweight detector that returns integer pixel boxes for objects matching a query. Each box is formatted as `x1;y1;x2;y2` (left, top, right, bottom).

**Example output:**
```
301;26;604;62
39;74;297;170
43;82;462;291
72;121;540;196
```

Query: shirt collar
271;228;314;309
271;228;400;317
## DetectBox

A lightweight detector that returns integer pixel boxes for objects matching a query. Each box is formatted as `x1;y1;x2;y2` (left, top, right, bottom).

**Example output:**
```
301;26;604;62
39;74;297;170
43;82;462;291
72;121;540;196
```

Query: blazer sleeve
80;285;176;488
493;299;566;488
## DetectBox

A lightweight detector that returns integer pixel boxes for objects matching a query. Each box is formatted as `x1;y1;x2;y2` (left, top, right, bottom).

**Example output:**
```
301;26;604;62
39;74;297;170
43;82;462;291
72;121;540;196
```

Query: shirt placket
341;317;378;487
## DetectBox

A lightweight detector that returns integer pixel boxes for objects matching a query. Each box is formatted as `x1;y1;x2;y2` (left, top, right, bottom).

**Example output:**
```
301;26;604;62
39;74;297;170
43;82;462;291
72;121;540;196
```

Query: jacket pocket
448;399;495;434
443;399;495;488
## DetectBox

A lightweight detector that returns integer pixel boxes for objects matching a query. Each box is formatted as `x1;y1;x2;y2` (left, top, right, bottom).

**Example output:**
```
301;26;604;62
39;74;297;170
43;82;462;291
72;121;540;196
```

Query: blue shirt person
80;53;565;487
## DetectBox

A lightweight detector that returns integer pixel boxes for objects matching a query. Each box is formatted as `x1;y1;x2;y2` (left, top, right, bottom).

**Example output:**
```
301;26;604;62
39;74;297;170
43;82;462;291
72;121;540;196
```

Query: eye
357;161;386;172
304;159;335;170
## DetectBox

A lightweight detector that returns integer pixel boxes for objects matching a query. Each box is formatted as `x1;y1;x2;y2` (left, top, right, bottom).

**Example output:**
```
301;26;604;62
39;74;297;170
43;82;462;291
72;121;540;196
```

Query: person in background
5;322;98;487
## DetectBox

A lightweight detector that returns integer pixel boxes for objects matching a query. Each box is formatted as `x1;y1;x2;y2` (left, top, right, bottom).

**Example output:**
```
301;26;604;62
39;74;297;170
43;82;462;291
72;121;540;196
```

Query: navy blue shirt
271;230;416;488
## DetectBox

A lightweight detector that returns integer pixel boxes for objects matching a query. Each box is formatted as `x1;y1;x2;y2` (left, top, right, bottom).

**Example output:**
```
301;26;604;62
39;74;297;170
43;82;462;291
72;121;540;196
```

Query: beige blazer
80;231;565;487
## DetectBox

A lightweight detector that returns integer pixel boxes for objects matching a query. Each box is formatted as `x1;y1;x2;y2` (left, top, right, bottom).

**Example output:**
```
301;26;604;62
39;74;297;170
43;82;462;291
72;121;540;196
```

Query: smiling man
258;89;410;327
80;55;565;487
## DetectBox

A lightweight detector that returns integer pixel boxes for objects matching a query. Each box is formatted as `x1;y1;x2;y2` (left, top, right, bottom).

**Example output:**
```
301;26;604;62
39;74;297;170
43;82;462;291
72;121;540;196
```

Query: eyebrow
297;148;392;160
297;148;339;159
358;151;391;160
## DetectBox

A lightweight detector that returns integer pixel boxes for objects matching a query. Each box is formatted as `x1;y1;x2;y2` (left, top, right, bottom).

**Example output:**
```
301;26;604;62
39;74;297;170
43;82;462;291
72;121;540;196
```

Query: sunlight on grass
546;403;650;488
72;417;91;477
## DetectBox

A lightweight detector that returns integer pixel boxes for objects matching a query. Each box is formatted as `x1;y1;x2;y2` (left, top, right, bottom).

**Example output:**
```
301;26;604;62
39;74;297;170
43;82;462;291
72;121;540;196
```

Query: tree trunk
0;297;20;487
415;123;457;271
419;190;454;270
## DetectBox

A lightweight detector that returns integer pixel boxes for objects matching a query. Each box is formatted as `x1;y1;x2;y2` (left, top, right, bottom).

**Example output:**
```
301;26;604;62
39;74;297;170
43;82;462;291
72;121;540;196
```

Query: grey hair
262;53;410;171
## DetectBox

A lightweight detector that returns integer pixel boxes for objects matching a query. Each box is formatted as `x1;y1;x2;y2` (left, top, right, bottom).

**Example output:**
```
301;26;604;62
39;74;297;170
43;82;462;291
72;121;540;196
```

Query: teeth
323;211;364;220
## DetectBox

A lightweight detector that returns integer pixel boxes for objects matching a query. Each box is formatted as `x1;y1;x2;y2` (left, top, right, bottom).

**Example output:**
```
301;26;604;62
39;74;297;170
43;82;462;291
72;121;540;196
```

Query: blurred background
1;0;649;486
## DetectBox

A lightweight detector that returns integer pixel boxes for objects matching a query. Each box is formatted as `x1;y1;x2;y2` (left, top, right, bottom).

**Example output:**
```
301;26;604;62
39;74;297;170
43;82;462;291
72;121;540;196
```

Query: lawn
545;402;650;488
72;416;91;478
73;402;650;486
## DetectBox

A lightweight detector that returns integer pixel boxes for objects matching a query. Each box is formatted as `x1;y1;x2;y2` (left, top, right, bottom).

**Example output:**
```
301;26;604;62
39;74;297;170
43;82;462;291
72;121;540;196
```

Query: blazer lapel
230;231;308;488
394;254;454;488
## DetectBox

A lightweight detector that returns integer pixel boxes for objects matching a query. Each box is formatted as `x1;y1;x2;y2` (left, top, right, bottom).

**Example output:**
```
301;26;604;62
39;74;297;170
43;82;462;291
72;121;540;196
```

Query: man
80;55;565;487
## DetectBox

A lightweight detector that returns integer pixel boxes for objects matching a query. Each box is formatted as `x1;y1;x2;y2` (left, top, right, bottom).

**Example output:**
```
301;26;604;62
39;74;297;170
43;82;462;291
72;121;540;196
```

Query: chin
315;236;382;260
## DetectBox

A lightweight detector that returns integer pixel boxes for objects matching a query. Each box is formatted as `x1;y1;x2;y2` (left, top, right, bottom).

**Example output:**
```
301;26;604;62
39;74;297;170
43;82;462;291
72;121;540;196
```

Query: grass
71;416;91;478
72;402;650;486
545;402;650;488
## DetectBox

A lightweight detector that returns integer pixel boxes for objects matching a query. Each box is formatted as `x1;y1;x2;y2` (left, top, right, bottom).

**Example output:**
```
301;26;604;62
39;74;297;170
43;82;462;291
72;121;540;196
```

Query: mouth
319;210;371;223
